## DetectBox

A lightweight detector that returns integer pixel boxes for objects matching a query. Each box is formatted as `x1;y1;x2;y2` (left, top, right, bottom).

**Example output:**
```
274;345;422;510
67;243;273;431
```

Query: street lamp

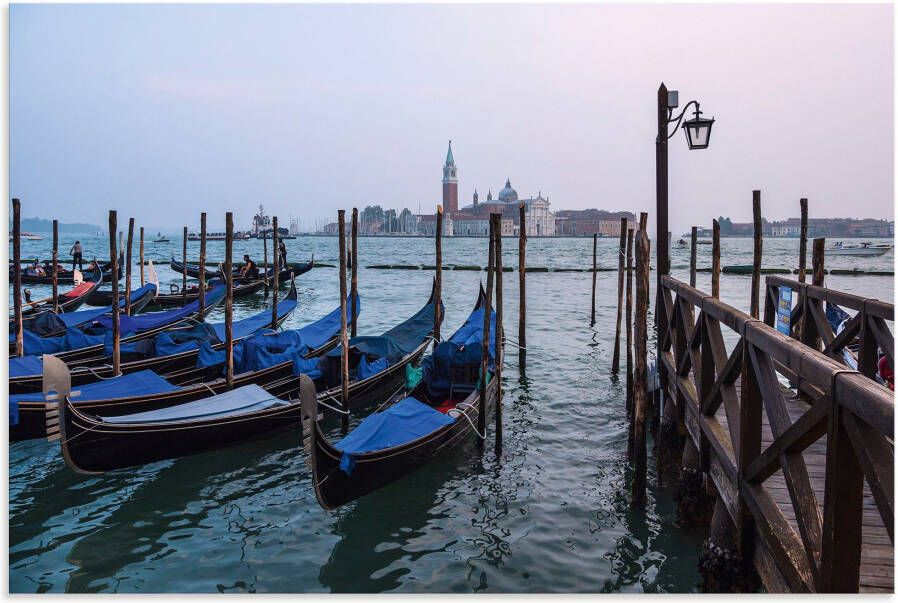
655;83;715;285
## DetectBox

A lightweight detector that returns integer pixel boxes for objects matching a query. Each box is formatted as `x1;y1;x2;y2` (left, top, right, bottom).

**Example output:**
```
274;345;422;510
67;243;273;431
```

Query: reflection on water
9;235;893;592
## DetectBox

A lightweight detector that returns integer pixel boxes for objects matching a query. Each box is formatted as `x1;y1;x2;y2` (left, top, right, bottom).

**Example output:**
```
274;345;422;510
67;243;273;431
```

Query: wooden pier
655;274;893;592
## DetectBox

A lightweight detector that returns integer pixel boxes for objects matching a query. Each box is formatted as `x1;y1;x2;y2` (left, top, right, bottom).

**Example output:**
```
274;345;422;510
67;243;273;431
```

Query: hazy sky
10;3;894;234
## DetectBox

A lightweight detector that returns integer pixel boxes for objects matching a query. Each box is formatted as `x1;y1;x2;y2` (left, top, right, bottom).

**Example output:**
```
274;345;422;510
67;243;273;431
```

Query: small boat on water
153;233;170;243
9;232;43;241
676;238;688;248
827;241;893;256
304;285;495;510
697;240;712;245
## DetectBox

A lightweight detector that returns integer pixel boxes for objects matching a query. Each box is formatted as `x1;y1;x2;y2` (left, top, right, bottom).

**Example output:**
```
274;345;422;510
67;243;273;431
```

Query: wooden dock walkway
656;274;894;593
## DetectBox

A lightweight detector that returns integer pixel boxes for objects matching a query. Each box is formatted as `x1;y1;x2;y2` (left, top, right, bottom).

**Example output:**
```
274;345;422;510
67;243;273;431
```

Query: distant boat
153;232;170;243
676;238;688;248
8;232;42;241
827;241;893;256
697;240;712;245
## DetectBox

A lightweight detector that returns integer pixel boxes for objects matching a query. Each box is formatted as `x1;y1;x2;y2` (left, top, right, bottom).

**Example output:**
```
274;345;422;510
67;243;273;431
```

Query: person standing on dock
278;239;287;267
69;240;83;271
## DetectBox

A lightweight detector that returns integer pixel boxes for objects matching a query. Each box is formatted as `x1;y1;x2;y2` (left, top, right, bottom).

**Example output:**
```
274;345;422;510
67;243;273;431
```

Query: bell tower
442;140;458;214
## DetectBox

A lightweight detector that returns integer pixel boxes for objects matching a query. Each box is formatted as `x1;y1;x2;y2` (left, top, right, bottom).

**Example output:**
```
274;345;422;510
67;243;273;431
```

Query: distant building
554;209;636;236
418;142;556;236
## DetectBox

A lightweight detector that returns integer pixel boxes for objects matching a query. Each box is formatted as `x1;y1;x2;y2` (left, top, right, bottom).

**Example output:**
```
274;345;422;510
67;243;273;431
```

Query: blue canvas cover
155;323;221;357
10;369;178;406
23;312;67;337
300;293;361;351
100;384;285;424
211;295;298;341
358;354;389;380
422;305;496;398
327;296;439;362
334;396;455;474
9;355;43;378
93;285;225;334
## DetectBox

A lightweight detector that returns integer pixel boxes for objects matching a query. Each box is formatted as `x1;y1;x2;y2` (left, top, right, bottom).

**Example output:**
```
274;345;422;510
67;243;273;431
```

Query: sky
9;3;895;234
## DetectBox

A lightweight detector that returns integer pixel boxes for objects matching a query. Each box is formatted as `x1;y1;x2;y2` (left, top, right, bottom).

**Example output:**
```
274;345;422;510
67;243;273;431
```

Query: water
8;234;893;592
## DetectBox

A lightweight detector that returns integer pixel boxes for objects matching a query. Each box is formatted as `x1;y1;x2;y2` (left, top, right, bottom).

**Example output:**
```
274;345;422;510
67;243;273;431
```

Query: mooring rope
447;401;485;439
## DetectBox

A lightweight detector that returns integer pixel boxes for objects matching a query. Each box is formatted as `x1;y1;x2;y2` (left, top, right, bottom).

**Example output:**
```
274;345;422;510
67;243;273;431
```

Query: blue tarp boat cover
327;296;439;363
196;296;357;378
9;369;179;426
9;355;43;378
154;323;222;357
827;303;850;332
422;305;496;398
92;285;225;334
100;384;286;424
334;396;455;474
211;295;298;341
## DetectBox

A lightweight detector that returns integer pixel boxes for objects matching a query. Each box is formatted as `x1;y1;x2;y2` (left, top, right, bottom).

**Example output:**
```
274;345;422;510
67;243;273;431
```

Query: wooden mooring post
434;206;443;343
181;226;188;303
139;226;145;287
351;207;359;337
591;233;597;326
479;216;496;449
198;213;207;318
798;198;808;283
271;216;279;329
338;210;350;435
689;225;697;288
750;190;762;318
712;219;721;299
518;203;527;369
263;229;269;298
125;218;134;314
612;218;627;374
224;212;234;389
625;228;634;417
493;213;504;453
108;210;121;376
12;198;23;357
52;219;59;312
630;221;650;506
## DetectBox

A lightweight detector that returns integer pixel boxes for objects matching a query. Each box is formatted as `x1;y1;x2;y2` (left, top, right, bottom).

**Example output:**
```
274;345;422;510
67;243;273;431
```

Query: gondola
48;284;439;473
304;286;496;509
170;256;314;282
16;265;103;319
11;282;312;441
147;278;267;308
7;280;292;395
9;284;226;375
10;256;123;284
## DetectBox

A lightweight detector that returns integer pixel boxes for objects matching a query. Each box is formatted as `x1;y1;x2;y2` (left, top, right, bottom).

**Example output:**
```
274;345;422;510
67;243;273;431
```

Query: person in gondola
70;240;83;270
278;239;287;267
29;261;45;277
240;254;260;279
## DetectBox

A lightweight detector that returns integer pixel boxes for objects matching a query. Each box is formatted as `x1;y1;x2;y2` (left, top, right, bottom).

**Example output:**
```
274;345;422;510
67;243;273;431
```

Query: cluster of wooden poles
585;194;829;505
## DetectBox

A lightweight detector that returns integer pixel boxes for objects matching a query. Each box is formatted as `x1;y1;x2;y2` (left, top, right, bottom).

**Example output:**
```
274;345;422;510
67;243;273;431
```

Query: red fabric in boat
60;282;93;299
433;399;457;414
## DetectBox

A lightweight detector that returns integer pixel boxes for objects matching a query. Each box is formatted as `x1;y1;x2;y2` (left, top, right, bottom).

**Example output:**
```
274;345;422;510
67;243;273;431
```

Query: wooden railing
764;275;894;383
657;274;894;592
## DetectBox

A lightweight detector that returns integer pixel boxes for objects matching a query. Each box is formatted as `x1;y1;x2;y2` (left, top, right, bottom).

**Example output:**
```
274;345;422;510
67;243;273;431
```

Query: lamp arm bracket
666;100;701;140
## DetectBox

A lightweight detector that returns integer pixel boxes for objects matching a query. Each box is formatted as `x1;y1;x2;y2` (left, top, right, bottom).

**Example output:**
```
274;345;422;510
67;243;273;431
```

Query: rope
316;395;350;415
447;401;485;439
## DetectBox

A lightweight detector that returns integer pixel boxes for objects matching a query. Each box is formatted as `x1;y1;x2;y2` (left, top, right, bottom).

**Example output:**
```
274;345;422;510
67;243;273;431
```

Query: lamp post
655;83;715;286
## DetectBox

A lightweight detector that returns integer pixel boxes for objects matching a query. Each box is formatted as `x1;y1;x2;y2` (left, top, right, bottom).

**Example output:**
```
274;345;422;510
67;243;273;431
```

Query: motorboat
828;241;893;256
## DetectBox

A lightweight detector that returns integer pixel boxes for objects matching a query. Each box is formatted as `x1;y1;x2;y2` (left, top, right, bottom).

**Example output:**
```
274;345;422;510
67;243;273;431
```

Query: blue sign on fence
776;287;793;335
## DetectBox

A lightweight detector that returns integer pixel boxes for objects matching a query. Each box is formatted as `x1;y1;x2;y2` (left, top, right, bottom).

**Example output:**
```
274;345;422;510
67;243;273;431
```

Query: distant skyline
10;4;894;235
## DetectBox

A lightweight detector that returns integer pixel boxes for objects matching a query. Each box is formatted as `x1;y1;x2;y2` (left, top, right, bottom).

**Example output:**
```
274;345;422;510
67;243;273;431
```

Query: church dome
497;178;518;202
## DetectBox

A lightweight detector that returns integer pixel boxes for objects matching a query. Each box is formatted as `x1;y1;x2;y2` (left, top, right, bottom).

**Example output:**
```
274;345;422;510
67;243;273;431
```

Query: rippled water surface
9;234;893;592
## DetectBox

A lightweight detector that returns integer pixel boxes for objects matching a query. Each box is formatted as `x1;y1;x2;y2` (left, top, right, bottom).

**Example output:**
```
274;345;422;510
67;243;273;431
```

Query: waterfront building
554;209;636;236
